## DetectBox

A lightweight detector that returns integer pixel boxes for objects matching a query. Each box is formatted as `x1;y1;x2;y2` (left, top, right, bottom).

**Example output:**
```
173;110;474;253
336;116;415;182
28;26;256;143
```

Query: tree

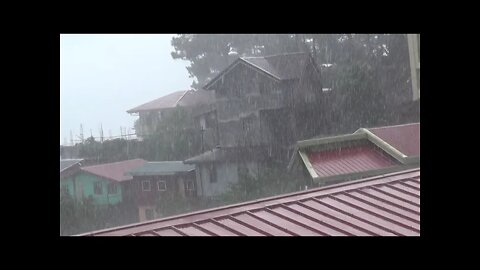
171;34;303;88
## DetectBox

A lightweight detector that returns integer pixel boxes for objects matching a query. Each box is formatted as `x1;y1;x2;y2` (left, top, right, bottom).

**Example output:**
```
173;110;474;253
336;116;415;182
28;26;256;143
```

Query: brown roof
203;52;318;90
243;52;311;80
80;159;147;182
127;90;214;113
78;168;420;236
367;123;420;157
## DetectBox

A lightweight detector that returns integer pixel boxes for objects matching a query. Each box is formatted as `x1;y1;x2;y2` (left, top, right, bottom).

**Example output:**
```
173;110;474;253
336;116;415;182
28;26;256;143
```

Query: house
184;146;272;198
127;89;214;140
288;123;420;187
184;52;327;197
202;52;326;152
60;159;84;194
124;161;196;221
78;167;420;236
60;159;146;205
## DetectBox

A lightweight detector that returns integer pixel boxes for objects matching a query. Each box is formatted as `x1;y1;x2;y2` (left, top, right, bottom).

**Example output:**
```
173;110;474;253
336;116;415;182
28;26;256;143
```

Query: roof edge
356;128;408;163
76;167;419;236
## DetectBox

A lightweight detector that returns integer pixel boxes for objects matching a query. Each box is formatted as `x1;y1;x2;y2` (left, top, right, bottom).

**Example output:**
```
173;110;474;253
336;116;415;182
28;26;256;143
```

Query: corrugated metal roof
127;89;214;114
78;168;420;236
128;161;195;176
367;123;420;157
307;145;399;178
60;159;83;173
184;146;271;164
81;159;146;182
243;52;311;80
127;90;188;113
204;52;316;90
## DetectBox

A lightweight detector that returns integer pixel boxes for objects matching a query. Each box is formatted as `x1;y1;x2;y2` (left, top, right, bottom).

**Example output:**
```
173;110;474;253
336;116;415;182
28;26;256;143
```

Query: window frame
107;183;118;194
157;180;167;191
142;180;151;192
185;179;195;191
94;182;103;195
209;164;217;183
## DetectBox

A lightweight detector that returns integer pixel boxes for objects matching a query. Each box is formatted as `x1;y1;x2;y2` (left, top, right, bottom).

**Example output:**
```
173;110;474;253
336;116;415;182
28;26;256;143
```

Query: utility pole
80;124;84;144
70;130;73;146
100;123;104;143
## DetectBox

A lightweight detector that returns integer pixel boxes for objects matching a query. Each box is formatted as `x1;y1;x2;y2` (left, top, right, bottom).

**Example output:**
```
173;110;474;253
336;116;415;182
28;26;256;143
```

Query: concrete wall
196;160;259;197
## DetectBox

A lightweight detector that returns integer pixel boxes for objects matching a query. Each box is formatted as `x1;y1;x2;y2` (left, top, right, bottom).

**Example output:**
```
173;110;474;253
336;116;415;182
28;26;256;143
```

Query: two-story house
186;52;328;197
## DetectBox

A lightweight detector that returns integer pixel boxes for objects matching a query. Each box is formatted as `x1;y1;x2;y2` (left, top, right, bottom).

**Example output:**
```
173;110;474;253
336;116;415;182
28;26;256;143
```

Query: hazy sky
60;34;192;145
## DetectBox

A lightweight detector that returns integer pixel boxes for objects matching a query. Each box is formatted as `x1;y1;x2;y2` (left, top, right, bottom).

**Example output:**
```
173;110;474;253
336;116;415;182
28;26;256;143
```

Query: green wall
60;172;123;205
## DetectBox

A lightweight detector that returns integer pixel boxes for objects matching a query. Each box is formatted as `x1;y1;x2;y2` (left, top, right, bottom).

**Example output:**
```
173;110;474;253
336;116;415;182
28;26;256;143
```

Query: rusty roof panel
79;169;420;236
307;145;398;178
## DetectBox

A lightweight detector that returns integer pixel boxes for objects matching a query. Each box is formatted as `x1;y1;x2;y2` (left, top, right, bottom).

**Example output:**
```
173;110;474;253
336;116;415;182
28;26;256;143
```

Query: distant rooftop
60;159;83;173
128;161;195;176
81;159;146;182
204;52;318;89
127;89;214;113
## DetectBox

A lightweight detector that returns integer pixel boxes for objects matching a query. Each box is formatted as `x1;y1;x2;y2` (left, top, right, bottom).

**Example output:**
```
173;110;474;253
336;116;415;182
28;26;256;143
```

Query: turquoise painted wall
60;172;123;205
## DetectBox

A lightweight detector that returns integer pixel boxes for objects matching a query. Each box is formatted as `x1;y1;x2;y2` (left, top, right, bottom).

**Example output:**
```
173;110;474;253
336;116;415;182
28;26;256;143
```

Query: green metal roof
128;161;195;176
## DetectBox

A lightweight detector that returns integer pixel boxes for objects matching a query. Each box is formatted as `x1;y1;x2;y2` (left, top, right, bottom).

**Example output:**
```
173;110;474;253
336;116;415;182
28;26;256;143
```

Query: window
108;183;118;194
94;182;103;195
145;208;154;220
61;185;69;195
208;164;217;183
142;180;151;191
185;179;195;197
185;180;195;190
243;117;254;132
157;180;167;191
259;81;268;95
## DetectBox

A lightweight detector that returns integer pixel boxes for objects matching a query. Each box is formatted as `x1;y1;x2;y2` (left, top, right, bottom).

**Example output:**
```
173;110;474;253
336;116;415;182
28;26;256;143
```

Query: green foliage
171;34;414;135
171;34;304;88
60;192;138;236
142;107;199;161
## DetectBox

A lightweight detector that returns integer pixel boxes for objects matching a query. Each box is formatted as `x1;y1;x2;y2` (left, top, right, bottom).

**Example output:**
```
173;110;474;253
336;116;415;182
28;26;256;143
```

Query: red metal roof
307;145;399;178
79;168;420;236
127;90;214;113
81;159;146;182
368;123;420;157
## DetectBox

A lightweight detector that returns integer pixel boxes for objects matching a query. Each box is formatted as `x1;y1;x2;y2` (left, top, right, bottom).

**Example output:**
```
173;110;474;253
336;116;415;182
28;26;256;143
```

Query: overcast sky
60;34;192;145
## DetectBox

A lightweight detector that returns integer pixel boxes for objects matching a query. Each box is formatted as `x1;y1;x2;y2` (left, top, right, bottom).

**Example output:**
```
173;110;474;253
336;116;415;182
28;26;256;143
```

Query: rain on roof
128;161;195;176
127;89;214;113
203;52;318;90
80;159;147;182
78;168;420;236
289;123;420;185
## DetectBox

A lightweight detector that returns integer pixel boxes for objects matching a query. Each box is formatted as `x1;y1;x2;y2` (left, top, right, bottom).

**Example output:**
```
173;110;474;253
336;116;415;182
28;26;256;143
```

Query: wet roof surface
80;168;420;236
129;161;195;176
308;145;399;178
368;123;420;157
81;159;146;182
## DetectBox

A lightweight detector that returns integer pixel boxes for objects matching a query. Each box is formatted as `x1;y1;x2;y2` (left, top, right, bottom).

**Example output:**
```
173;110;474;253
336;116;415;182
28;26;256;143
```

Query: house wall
127;172;196;206
60;172;123;205
196;160;259;197
213;64;288;147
